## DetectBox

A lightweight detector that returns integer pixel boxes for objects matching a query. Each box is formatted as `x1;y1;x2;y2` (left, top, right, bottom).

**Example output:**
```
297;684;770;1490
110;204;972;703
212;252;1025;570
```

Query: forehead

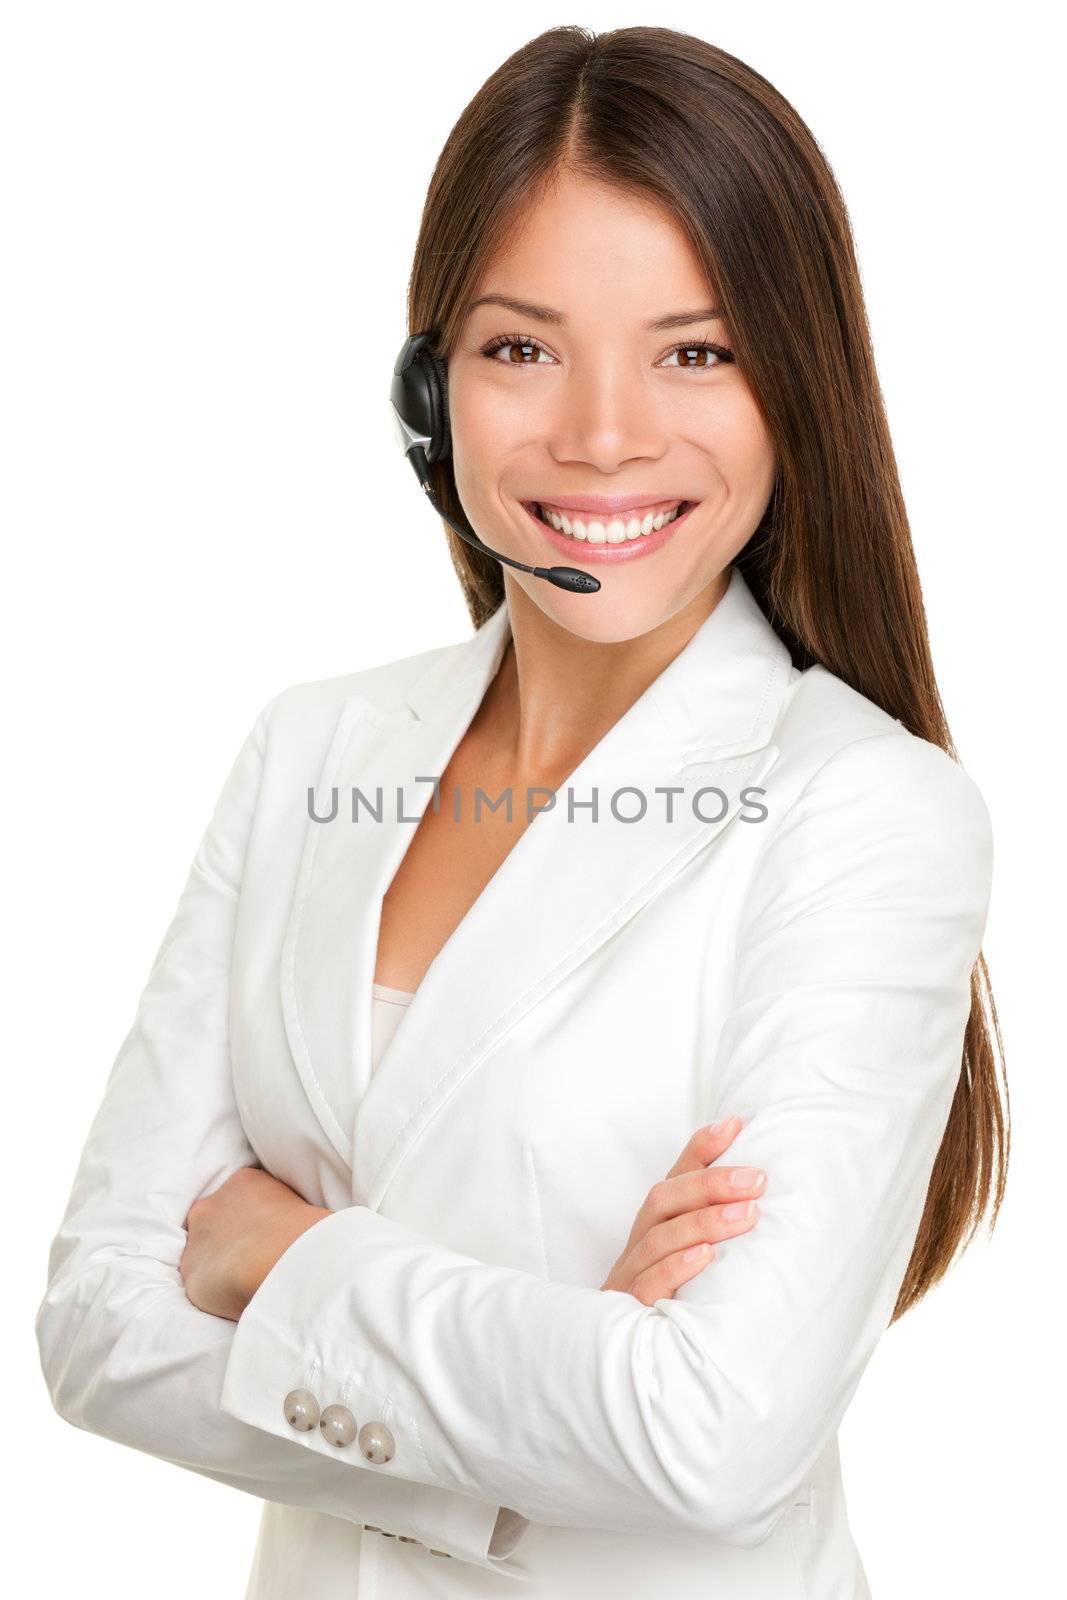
467;170;714;325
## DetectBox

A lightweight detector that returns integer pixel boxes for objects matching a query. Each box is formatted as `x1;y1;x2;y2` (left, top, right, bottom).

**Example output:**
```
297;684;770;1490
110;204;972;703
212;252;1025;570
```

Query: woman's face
447;170;778;642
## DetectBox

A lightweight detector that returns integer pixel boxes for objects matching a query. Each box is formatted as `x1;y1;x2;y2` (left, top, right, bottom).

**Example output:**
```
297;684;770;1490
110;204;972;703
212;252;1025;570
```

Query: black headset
389;331;601;594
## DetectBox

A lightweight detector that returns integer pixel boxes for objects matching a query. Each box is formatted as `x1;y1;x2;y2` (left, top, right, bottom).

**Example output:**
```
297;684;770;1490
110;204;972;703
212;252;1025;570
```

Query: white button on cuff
363;1527;448;1555
358;1419;396;1463
320;1403;358;1448
283;1389;320;1431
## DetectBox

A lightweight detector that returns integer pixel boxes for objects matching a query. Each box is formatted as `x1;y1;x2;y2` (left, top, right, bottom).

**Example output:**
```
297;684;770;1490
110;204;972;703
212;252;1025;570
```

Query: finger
643;1194;761;1264
615;1195;761;1292
657;1160;768;1222
627;1241;717;1306
627;1149;765;1246
662;1114;743;1181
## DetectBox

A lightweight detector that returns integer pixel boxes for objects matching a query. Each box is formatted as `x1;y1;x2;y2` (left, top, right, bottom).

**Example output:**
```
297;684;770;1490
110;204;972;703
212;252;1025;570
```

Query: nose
547;359;670;474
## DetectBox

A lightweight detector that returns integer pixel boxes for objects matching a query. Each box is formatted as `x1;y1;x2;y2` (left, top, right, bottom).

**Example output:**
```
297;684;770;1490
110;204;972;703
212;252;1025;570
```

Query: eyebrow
465;293;722;331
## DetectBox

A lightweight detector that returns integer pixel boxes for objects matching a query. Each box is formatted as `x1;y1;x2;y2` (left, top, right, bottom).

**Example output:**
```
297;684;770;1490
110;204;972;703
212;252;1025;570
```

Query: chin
509;576;701;647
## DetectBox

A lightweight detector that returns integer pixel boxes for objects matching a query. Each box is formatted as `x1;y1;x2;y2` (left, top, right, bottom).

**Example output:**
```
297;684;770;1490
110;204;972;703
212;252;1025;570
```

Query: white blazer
36;566;993;1599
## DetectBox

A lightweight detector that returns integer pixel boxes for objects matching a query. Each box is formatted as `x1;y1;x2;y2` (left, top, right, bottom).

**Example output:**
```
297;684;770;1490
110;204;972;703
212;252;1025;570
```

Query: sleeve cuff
218;1206;531;1575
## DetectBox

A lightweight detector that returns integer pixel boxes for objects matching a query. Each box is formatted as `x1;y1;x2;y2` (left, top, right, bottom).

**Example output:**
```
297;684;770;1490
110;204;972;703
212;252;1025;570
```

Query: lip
529;493;688;514
520;499;697;563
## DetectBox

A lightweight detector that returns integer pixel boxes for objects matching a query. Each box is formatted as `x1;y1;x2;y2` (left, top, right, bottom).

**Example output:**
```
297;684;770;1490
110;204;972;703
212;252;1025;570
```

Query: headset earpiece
424;349;451;464
389;330;451;465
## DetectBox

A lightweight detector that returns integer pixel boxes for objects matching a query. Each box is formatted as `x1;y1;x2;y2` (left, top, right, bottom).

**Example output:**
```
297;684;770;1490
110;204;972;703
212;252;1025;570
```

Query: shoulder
758;662;994;905
270;638;459;722
776;661;989;817
249;635;465;752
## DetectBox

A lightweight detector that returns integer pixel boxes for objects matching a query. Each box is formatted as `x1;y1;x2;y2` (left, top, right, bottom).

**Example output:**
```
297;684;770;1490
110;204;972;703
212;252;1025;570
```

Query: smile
520;499;698;562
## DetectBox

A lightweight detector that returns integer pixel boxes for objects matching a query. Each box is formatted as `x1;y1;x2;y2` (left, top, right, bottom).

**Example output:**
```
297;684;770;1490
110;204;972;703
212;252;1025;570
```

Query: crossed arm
35;693;993;1567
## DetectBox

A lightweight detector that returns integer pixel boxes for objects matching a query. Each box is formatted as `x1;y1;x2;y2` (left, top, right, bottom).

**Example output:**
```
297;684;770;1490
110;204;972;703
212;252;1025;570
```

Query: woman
36;25;1007;1600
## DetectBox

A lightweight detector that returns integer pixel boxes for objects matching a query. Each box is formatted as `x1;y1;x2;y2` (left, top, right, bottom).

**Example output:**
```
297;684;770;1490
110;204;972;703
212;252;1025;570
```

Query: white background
5;3;1060;1594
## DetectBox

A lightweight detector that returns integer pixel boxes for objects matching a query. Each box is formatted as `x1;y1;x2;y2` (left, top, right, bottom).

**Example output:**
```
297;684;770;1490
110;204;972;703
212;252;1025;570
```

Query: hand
600;1116;766;1303
180;1166;331;1322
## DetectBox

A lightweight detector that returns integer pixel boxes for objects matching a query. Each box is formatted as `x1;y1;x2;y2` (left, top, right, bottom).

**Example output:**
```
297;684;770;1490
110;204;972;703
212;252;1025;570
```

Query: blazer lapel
278;610;513;1167
279;567;795;1207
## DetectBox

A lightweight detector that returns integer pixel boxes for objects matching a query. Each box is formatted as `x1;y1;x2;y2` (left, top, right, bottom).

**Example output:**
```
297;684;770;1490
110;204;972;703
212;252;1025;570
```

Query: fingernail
682;1242;712;1261
722;1199;756;1221
707;1115;739;1137
729;1166;764;1189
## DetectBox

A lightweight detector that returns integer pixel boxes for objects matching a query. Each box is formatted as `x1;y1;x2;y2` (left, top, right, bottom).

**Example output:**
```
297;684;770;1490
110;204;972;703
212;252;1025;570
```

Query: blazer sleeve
217;728;994;1549
33;697;526;1579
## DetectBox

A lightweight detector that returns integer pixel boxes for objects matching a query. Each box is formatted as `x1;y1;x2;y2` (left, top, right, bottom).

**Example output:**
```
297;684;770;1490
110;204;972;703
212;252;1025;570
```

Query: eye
659;341;735;371
477;333;735;370
480;332;555;365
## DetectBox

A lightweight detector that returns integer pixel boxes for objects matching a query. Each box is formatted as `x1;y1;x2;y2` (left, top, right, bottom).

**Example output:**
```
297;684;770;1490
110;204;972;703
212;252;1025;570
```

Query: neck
474;571;730;781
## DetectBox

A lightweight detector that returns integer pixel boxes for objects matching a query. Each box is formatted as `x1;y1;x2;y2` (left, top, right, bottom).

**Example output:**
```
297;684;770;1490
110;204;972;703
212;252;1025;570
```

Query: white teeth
539;502;686;540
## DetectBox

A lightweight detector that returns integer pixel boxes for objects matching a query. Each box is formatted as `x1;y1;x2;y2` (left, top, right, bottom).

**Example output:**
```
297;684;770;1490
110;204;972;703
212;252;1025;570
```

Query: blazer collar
403;561;787;760
279;566;795;1208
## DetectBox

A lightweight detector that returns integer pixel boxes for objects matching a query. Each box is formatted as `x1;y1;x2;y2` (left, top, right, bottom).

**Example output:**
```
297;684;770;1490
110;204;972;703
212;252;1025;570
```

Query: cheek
450;369;532;470
713;392;777;491
676;383;775;498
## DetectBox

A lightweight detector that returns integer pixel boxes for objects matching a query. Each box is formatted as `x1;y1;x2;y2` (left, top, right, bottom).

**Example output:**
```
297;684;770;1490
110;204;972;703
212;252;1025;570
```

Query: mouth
519;498;698;563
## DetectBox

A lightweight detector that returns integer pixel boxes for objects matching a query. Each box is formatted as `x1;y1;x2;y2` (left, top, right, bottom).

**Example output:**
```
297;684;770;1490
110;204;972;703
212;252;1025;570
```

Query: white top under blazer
370;982;416;1070
36;565;995;1599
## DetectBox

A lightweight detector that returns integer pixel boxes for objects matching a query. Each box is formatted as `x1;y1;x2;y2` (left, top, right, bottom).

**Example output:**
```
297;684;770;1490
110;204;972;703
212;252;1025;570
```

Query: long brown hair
404;24;1008;1321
